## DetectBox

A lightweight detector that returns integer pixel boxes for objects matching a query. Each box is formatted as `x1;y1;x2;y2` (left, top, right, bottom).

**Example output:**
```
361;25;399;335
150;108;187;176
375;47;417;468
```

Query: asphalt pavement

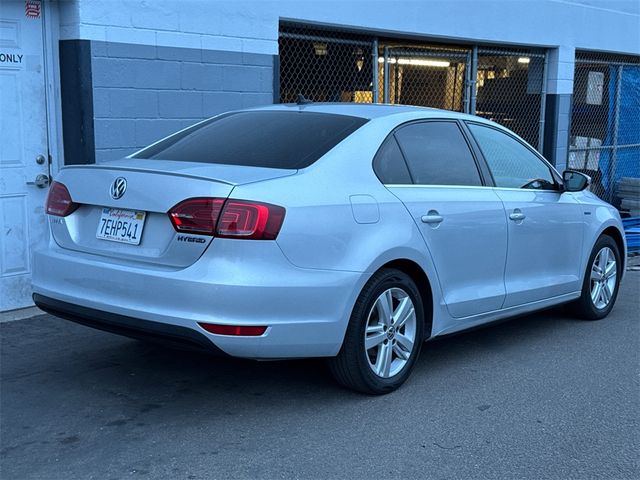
1;272;639;479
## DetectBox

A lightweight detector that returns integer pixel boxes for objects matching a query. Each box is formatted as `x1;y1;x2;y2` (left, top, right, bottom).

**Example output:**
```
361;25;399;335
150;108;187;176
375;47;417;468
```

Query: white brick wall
59;0;639;60
59;0;278;54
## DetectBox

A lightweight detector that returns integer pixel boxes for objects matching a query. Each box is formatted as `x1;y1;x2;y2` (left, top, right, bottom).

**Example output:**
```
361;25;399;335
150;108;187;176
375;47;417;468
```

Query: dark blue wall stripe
59;40;96;165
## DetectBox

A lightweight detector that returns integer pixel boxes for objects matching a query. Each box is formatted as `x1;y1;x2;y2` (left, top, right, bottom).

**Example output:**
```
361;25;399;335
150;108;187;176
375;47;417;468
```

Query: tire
329;268;425;394
570;235;622;320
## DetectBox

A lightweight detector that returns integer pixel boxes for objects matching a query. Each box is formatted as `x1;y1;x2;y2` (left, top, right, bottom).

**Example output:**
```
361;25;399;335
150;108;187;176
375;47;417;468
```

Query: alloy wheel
364;287;417;378
590;246;617;310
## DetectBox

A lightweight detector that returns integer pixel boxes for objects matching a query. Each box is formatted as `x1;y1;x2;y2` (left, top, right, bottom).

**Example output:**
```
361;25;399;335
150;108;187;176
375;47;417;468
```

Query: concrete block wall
90;41;274;162
543;46;576;170
59;1;638;58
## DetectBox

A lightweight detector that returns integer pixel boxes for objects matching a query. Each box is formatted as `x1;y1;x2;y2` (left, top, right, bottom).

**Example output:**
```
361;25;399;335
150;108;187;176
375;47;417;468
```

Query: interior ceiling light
377;57;450;67
313;42;328;56
355;47;364;71
518;57;531;64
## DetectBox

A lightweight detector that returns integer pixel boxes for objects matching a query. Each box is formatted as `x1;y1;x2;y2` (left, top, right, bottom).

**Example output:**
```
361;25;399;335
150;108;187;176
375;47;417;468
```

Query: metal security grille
475;48;547;150
278;25;376;103
278;23;548;152
380;45;469;111
568;53;640;211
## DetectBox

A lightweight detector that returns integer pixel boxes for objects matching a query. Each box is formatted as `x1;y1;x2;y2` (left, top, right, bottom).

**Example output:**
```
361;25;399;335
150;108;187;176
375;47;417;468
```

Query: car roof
249;102;484;121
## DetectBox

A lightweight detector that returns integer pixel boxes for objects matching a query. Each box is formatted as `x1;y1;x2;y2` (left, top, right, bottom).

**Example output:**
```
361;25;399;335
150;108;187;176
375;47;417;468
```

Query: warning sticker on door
25;1;41;19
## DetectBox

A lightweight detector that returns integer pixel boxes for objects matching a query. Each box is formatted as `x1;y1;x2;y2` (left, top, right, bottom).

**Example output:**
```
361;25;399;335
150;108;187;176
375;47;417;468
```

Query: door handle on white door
27;174;50;188
509;209;525;221
421;210;443;224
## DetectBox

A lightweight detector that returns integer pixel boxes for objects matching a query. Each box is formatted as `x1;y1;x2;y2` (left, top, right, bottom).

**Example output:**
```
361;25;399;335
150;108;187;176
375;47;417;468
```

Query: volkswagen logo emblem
110;177;127;200
386;326;395;340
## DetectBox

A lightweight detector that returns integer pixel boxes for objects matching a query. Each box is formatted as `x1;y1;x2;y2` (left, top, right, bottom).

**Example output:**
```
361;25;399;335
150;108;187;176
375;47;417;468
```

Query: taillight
198;323;267;336
169;198;224;235
46;181;79;217
168;198;285;240
217;200;285;240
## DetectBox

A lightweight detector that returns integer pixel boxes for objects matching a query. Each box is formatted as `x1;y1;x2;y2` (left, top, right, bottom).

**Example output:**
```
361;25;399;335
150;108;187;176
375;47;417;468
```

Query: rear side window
373;136;412;184
134;111;368;169
394;122;482;186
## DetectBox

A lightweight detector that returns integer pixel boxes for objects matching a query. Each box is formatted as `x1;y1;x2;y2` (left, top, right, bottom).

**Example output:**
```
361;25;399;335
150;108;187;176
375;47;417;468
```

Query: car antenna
296;94;313;106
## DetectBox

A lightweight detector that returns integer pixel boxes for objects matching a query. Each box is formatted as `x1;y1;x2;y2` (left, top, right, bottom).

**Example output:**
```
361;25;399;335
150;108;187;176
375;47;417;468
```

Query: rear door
382;120;508;318
466;122;584;307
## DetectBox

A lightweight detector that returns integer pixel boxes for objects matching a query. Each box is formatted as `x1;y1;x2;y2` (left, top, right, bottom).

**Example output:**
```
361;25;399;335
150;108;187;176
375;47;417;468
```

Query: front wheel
328;268;424;394
570;235;621;320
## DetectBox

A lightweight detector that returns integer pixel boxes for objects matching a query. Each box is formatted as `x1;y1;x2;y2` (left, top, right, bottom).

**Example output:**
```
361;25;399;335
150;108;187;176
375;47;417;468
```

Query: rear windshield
134;111;368;169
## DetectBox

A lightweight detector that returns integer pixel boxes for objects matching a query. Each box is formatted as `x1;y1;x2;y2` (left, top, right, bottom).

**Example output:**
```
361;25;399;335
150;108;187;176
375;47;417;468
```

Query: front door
494;189;584;307
1;0;52;310
466;122;584;308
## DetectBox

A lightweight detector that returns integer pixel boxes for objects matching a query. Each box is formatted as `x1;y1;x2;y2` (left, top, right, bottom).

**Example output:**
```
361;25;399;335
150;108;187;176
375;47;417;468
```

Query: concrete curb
0;306;45;323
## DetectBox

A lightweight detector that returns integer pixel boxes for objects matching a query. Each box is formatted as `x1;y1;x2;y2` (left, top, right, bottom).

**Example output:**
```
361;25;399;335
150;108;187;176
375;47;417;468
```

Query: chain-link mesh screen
278;24;375;103
380;46;469;111
278;24;549;155
569;53;640;212
475;49;546;150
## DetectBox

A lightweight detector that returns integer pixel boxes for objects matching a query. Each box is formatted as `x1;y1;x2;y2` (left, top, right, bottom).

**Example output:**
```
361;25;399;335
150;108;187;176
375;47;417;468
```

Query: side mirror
562;170;591;192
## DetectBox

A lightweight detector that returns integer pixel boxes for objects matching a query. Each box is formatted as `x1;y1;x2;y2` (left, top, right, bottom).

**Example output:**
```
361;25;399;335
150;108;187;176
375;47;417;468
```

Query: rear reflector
198;323;267;336
168;198;285;239
169;198;225;235
46;181;79;217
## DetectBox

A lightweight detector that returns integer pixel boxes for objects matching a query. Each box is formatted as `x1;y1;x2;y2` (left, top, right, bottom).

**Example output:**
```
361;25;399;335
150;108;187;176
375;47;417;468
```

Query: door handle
27;174;50;188
509;209;525;222
421;210;443;224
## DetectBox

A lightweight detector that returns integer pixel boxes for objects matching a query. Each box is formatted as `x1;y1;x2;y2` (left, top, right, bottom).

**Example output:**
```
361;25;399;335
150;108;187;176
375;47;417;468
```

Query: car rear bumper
33;293;228;354
32;240;367;359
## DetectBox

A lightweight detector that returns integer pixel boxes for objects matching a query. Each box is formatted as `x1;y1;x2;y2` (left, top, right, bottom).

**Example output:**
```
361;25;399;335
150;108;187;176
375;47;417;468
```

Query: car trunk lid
49;160;295;268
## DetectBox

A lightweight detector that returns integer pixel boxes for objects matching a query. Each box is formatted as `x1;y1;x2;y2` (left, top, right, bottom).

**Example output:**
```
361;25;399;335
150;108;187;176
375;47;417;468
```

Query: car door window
467;123;557;190
373;136;413;184
394;122;482;186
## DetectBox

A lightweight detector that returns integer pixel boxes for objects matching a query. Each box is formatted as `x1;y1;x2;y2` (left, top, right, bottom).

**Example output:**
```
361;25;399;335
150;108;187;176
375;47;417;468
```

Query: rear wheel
329;268;424;394
571;235;621;320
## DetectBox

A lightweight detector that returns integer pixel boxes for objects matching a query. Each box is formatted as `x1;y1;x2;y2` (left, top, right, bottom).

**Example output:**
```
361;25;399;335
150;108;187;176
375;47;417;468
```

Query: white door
1;0;51;311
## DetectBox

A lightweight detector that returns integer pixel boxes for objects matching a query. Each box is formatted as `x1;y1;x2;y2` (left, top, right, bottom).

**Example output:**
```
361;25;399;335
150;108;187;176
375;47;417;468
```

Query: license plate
96;208;146;245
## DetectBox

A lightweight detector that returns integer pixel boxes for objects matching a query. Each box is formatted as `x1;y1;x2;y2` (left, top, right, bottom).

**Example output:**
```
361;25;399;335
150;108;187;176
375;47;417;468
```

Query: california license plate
96;208;146;245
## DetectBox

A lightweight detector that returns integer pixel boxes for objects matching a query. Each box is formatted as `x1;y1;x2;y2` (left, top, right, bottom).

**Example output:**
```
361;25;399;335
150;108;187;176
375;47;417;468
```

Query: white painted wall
58;0;639;96
59;0;640;56
58;0;640;95
58;0;279;55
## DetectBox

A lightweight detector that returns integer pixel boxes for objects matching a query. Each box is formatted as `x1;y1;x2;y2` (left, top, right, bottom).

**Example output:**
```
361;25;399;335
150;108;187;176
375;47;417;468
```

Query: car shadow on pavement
8;304;580;406
0;298;616;420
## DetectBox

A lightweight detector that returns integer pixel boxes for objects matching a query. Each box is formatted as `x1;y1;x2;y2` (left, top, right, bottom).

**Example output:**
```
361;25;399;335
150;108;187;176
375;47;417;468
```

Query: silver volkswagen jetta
33;104;626;394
